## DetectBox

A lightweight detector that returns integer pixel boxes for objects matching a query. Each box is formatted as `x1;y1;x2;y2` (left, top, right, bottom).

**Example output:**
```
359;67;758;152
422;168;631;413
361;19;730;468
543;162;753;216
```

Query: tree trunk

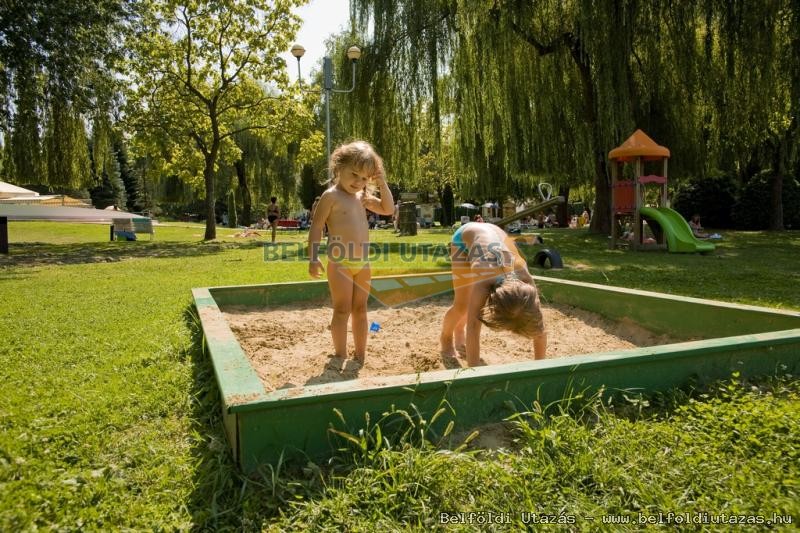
557;185;570;226
235;159;252;227
567;35;611;235
441;183;454;226
770;137;785;230
204;155;217;240
590;153;612;235
203;110;222;240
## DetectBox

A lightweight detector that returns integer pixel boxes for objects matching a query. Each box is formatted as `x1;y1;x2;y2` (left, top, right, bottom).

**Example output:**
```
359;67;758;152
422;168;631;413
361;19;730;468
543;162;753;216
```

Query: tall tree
126;0;309;240
227;129;307;227
699;0;800;230
112;134;139;211
0;0;129;186
349;0;800;233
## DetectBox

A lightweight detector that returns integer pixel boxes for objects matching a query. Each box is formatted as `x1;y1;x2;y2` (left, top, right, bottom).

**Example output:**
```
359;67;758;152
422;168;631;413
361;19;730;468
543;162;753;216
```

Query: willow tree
125;0;308;240
342;3;456;185
348;1;703;232
0;0;128;187
224;128;306;226
697;0;800;230
349;0;798;232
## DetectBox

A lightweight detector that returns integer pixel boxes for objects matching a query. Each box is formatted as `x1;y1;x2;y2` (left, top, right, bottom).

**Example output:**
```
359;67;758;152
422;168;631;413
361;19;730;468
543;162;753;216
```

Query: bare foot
440;335;456;358
455;344;467;357
352;353;365;365
440;347;457;358
465;356;486;367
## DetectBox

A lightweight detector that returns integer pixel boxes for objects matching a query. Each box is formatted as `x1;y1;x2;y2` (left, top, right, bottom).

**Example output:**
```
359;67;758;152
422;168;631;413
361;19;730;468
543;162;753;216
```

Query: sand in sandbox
223;296;680;392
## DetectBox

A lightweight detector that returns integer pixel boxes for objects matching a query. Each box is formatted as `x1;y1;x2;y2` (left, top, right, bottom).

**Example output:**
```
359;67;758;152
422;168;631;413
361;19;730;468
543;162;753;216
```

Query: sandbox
193;273;800;473
223;299;680;392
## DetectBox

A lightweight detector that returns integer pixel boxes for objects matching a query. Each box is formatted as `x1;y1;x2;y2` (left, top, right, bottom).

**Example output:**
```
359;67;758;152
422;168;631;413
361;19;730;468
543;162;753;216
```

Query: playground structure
494;195;564;229
609;130;715;253
494;189;565;269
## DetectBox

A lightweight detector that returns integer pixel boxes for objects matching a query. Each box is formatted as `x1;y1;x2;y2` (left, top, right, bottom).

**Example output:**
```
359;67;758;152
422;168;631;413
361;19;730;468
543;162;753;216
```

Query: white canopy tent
0;181;39;198
0;205;153;254
0;205;146;222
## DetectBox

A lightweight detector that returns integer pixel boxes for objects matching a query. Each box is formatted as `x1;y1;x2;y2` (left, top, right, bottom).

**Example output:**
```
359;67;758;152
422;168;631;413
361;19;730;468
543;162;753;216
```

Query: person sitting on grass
441;222;546;366
689;214;710;239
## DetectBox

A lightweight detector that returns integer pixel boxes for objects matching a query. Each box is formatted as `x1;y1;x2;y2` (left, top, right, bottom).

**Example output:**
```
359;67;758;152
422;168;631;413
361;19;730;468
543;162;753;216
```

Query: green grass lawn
1;222;798;530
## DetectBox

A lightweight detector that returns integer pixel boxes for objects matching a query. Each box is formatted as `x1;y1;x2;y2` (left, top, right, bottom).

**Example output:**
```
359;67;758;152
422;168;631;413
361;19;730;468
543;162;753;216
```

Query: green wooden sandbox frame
192;273;800;473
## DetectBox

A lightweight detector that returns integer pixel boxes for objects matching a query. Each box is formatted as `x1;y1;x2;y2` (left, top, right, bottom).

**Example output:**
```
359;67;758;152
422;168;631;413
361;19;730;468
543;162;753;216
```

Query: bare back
458;223;529;275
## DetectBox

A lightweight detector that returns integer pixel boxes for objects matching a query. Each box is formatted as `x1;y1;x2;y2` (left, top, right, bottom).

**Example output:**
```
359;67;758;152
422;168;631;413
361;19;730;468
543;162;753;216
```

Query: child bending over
441;222;546;366
308;141;394;362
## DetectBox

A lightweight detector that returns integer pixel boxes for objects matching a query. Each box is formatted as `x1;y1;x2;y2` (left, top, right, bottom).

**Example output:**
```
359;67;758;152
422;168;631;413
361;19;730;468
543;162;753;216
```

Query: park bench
111;217;154;241
276;219;304;232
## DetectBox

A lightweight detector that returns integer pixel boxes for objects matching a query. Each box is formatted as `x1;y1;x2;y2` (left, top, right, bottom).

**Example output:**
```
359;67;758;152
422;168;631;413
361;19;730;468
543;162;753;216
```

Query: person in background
689;214;709;238
266;197;280;243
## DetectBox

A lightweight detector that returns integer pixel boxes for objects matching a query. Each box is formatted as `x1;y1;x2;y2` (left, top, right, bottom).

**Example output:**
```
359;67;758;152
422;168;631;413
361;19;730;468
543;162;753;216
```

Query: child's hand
309;259;325;278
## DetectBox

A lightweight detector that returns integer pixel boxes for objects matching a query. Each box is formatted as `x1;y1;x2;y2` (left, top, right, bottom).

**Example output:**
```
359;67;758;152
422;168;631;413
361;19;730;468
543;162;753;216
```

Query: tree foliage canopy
124;0;310;238
0;0;128;187
348;0;799;229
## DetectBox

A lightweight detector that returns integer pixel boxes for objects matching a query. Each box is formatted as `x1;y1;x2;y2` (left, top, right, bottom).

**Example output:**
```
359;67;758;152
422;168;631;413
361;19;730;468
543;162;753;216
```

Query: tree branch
218;12;233;86
190;129;209;157
489;1;568;56
177;6;211;107
217;93;281;117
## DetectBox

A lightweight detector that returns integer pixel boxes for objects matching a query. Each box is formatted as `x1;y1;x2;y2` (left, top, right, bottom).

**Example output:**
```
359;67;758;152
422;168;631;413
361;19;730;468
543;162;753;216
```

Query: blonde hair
479;279;544;338
328;140;385;186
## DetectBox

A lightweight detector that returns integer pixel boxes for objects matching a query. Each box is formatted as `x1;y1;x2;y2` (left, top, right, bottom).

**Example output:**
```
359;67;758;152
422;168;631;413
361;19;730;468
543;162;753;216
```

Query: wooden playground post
633;156;642;250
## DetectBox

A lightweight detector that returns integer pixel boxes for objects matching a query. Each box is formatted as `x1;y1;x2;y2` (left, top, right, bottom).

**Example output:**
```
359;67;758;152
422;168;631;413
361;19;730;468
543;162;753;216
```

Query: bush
731;170;800;230
671;172;737;228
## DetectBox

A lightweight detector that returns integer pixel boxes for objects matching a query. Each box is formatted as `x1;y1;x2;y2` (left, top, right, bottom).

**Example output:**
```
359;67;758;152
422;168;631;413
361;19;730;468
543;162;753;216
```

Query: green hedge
731;170;800;230
672;170;800;230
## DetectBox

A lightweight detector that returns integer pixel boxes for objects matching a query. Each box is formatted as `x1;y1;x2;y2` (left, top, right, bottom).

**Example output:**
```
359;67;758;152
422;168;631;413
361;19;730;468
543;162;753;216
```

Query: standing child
308;141;395;362
441;222;546;366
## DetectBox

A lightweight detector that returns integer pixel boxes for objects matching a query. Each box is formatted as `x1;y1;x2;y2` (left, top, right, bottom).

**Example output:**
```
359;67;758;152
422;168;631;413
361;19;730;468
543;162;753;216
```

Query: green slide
639;206;716;253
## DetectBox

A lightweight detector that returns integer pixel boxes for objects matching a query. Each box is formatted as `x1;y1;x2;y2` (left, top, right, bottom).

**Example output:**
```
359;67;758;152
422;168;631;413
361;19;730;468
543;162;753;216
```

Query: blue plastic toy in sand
369;321;381;332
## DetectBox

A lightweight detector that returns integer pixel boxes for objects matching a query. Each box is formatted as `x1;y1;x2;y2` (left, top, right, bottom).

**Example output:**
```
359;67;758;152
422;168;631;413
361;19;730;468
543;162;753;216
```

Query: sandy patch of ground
223;296;678;392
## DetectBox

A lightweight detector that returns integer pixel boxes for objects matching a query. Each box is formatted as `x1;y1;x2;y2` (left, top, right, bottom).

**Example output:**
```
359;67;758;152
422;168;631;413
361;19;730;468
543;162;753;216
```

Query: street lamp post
291;44;362;178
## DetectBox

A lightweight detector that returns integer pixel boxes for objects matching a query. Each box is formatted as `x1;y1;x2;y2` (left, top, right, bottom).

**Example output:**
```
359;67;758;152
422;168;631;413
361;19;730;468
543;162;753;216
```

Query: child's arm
533;333;547;360
362;174;394;216
464;280;492;366
308;193;333;278
504;236;536;283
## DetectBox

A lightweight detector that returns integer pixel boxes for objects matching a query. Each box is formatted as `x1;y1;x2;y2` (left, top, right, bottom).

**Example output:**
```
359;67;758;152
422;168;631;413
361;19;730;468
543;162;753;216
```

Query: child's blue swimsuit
451;222;473;254
452;223;517;284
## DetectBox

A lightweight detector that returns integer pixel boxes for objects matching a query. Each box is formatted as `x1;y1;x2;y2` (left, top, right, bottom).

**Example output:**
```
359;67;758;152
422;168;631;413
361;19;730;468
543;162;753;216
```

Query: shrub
731;170;800;230
671;172;737;228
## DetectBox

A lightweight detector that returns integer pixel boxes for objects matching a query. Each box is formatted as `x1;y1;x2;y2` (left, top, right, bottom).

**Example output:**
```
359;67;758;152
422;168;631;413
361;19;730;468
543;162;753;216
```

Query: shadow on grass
181;304;321;530
0;239;266;268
